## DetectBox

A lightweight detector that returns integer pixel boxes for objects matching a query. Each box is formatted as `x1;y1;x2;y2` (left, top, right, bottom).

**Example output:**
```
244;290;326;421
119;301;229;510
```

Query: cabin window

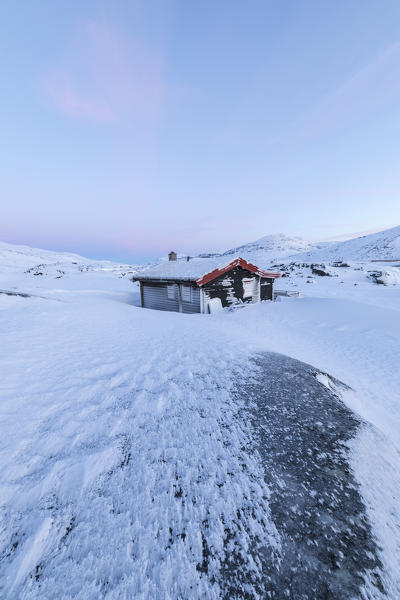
181;285;192;302
167;284;175;300
243;278;254;299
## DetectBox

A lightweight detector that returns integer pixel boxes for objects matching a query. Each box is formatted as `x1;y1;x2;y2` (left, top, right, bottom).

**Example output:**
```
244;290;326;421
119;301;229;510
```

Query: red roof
195;257;282;287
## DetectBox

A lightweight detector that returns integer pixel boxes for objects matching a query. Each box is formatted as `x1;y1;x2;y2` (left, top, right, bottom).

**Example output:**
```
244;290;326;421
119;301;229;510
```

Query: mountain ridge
291;225;400;263
200;226;400;267
2;224;400;277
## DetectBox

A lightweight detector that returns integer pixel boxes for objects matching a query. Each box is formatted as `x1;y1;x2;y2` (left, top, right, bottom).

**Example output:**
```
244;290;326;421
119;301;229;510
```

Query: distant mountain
196;234;326;268
0;242;128;270
293;225;400;262
224;233;322;257
0;240;139;284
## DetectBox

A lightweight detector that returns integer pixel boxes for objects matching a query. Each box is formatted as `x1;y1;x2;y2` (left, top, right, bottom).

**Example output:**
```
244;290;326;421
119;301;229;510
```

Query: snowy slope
293;225;400;262
223;233;322;258
0;240;142;296
196;226;400;269
1;239;400;597
0;240;124;272
197;233;326;268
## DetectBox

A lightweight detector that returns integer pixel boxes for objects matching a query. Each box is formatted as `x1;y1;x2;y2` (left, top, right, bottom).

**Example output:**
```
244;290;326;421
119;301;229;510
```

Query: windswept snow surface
0;295;280;598
0;246;280;598
1;240;400;597
225;271;400;598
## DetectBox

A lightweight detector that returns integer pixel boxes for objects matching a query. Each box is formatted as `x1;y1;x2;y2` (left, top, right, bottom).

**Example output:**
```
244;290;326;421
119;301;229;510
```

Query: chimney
168;251;177;261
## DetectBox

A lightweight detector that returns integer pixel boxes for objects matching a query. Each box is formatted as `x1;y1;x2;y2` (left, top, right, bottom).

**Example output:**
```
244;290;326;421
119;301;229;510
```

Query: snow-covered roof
133;256;281;286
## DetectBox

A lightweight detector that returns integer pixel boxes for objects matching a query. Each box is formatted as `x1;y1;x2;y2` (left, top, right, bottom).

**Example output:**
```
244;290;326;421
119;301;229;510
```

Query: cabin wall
142;281;200;313
260;277;274;301
202;267;261;309
142;282;179;312
181;284;201;314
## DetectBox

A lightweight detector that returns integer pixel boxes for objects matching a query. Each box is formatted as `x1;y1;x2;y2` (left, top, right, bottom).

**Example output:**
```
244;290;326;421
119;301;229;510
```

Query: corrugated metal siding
142;283;179;312
142;282;200;313
182;286;201;313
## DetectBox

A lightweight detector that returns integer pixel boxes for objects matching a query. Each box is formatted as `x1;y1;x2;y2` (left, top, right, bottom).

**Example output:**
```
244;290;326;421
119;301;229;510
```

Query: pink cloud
45;74;115;122
44;21;165;124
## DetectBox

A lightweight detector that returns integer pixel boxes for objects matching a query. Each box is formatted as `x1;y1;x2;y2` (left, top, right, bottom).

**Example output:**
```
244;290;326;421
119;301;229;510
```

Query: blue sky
1;1;399;262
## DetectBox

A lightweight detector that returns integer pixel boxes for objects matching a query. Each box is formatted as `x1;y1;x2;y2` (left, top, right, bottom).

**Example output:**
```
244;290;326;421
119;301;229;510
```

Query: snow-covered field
1;247;281;598
0;235;400;598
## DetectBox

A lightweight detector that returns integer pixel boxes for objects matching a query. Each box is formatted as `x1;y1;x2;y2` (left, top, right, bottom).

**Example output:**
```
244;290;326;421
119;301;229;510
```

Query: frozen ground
0;243;399;598
241;354;385;599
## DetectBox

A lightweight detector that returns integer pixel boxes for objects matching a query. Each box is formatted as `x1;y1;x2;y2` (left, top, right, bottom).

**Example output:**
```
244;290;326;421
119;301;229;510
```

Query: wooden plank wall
203;267;261;308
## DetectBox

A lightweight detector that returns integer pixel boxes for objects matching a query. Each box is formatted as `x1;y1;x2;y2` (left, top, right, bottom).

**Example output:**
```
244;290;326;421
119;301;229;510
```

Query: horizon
1;223;398;264
1;1;400;261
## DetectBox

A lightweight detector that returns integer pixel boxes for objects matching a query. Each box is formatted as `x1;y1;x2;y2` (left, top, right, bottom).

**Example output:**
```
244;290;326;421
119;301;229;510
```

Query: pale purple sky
1;1;399;261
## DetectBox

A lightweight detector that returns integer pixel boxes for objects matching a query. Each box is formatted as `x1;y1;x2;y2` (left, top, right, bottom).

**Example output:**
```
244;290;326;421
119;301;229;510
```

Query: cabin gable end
202;266;260;308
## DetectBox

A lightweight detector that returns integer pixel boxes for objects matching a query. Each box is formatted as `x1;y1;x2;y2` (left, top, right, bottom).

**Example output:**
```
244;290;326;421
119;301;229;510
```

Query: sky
1;0;399;262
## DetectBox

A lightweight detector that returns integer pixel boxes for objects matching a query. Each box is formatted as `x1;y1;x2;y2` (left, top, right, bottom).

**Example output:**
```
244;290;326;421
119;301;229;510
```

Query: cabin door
260;280;272;301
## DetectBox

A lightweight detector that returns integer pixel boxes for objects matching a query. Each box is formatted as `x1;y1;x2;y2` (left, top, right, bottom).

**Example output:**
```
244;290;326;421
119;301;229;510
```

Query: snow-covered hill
293;225;400;262
0;240;141;295
223;233;324;258
215;226;400;268
198;233;327;268
0;240;135;274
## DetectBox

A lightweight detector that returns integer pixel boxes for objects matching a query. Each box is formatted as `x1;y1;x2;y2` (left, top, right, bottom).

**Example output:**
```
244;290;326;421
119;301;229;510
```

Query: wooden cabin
132;256;281;314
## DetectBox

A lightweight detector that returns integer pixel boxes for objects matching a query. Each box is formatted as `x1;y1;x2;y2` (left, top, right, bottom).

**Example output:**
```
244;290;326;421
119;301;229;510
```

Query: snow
200;225;400;270
0;238;400;597
293;225;400;262
132;255;241;281
0;240;136;274
368;267;400;286
1;296;280;597
349;425;400;600
207;272;400;597
221;233;326;264
134;254;279;282
135;226;400;284
0;244;279;598
235;270;400;447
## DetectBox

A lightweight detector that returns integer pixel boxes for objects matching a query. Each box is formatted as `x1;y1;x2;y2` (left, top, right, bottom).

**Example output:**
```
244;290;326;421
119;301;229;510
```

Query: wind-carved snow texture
236;353;385;600
1;236;400;598
0;358;279;599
